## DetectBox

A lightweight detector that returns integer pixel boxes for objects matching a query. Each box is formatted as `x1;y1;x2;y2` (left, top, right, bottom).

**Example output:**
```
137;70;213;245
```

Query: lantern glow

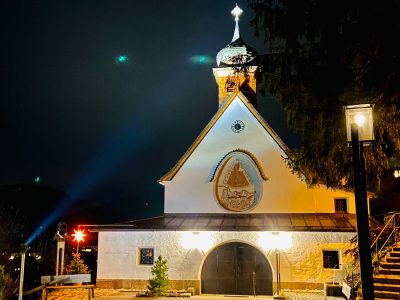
71;229;86;243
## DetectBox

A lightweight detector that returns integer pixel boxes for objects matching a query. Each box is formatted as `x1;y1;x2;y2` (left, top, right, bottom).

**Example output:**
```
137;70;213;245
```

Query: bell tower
213;4;258;107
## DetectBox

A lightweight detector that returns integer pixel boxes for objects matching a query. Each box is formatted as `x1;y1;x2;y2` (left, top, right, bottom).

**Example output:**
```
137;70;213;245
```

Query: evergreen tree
148;255;168;297
249;0;400;189
66;253;90;275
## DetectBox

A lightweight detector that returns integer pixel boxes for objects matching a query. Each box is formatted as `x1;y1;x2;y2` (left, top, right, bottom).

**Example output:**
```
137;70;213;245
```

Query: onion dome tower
213;4;258;107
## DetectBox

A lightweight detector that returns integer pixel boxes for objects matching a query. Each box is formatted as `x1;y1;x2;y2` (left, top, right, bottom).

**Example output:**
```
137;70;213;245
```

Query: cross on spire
231;4;243;41
231;4;243;21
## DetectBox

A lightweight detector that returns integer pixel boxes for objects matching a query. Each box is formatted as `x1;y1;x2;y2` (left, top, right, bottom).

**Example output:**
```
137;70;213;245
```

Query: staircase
355;212;400;299
373;244;400;299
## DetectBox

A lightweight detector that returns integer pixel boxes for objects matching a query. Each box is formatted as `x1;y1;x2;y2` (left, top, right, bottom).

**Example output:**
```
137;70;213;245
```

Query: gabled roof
159;92;288;183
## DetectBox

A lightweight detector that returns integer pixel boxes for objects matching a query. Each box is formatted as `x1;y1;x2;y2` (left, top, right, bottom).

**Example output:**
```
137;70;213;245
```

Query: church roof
86;213;357;232
216;4;258;66
159;92;288;183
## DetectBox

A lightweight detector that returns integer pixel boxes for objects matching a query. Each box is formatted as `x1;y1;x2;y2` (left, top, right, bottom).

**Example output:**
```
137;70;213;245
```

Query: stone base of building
96;279;323;295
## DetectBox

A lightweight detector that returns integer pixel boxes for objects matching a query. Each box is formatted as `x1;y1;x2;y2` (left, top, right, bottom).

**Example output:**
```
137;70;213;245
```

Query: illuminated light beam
190;55;213;65
25;47;204;246
25;119;147;245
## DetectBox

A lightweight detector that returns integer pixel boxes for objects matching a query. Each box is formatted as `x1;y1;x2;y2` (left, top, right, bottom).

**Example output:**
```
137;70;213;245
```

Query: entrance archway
201;242;273;295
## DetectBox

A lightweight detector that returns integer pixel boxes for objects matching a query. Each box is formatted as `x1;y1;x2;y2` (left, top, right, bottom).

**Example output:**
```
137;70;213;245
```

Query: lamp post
18;244;29;300
344;104;375;299
259;232;292;299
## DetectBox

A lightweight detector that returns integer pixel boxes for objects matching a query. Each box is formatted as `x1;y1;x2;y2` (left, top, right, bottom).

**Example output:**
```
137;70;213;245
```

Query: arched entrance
201;242;273;295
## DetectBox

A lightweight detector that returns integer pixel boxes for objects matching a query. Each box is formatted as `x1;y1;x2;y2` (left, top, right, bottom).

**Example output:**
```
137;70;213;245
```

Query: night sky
0;0;298;226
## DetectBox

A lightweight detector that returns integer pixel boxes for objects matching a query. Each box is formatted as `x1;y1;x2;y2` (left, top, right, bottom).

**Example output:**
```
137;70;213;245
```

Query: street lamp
344;104;375;299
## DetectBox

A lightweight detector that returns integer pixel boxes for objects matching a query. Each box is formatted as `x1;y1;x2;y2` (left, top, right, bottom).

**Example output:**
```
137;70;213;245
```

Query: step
375;275;400;285
387;257;400;263
374;290;400;299
382;263;400;269
389;251;400;257
380;269;400;275
393;247;400;252
374;282;400;293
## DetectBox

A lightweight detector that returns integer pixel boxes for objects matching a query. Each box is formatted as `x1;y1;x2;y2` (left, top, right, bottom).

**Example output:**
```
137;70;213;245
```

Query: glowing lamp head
71;229;86;243
344;104;374;143
181;231;214;252
354;114;366;127
394;169;400;178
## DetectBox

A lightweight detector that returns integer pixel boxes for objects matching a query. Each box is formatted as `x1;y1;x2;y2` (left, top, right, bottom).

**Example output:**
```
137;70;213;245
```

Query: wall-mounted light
394;169;400;178
258;231;292;251
181;231;214;252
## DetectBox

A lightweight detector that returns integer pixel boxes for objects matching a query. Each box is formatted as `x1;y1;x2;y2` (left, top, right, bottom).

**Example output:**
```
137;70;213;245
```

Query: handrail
370;212;400;274
370;212;400;250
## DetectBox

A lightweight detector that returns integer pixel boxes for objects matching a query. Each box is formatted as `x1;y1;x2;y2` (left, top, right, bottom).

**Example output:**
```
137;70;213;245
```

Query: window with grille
323;250;340;269
334;198;348;213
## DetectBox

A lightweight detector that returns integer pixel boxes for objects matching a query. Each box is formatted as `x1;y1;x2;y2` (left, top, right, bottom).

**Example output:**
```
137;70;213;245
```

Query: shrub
148;255;168;297
66;253;90;275
0;266;13;300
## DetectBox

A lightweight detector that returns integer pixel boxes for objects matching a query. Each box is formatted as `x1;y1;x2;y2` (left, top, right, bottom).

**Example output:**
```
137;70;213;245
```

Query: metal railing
342;212;400;294
370;212;400;273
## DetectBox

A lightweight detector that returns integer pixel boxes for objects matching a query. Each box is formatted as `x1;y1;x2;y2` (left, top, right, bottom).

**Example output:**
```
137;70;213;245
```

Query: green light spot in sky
117;55;128;63
34;176;41;184
190;55;212;65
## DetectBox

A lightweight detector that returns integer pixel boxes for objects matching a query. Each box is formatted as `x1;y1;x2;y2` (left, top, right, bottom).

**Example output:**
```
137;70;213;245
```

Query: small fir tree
148;255;168;297
66;253;90;274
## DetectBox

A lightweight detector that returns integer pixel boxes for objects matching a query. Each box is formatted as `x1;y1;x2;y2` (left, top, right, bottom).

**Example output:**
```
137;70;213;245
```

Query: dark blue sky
0;0;298;223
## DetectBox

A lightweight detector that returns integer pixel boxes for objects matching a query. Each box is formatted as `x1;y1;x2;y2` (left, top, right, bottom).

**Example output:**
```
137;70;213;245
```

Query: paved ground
45;289;344;300
94;294;344;300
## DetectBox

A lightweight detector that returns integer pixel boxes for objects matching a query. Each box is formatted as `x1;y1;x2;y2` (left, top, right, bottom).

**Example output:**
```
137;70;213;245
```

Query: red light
71;229;86;243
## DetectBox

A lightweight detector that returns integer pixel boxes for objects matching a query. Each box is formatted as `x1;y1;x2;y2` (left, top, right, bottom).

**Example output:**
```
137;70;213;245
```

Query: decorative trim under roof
209;149;268;182
159;92;288;183
85;213;357;232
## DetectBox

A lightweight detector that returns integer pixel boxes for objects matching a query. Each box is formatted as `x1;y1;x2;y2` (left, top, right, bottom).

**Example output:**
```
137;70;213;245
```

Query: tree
249;0;400;189
148;255;168;297
66;253;90;275
0;266;13;300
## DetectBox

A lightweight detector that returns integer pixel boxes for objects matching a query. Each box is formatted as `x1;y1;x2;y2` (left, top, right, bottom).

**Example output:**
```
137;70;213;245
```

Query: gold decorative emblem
215;155;260;212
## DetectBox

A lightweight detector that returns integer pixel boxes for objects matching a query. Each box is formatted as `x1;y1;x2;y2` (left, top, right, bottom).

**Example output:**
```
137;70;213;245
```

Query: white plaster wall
164;96;355;214
97;231;355;285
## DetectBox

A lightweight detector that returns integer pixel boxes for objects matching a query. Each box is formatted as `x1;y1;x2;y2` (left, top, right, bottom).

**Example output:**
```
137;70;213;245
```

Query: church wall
164;96;355;214
96;230;355;293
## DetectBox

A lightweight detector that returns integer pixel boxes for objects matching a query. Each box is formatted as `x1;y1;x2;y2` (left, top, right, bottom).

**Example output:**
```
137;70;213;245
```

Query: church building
90;5;357;296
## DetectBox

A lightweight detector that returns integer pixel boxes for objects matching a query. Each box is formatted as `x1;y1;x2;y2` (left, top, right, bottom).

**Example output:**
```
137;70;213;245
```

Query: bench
41;284;95;300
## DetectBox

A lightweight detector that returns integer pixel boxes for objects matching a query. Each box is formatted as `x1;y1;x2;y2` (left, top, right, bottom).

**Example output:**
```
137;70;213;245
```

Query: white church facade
90;5;358;295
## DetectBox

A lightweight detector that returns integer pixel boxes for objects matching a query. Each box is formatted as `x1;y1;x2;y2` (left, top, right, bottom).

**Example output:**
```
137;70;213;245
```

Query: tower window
323;250;340;269
225;80;235;92
334;198;348;213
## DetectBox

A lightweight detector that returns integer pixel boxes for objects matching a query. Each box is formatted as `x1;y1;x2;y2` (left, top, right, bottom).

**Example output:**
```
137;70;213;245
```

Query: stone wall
97;230;356;293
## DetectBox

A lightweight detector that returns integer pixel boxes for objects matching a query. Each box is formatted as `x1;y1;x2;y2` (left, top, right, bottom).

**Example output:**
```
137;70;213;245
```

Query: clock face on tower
231;120;245;133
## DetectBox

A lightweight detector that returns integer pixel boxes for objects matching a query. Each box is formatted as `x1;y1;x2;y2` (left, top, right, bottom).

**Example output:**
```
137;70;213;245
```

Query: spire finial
231;4;243;42
231;3;243;21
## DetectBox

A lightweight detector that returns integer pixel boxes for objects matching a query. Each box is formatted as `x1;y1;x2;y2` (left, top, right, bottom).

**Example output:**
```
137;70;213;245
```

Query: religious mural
214;152;262;211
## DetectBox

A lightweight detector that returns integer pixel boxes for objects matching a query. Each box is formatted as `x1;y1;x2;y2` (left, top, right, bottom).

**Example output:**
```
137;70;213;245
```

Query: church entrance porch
201;242;273;295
